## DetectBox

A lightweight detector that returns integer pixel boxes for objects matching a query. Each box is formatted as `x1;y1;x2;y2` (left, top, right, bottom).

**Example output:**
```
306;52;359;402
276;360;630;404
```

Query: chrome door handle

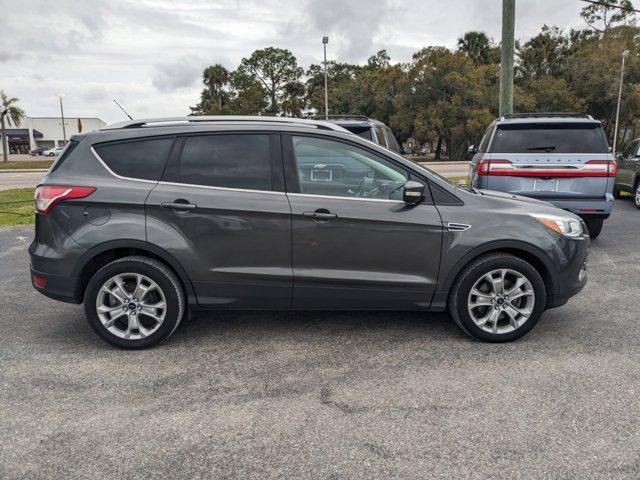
303;209;337;220
161;201;197;210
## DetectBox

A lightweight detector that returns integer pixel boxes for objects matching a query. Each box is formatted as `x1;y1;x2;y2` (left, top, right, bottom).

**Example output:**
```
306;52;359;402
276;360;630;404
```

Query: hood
476;189;554;207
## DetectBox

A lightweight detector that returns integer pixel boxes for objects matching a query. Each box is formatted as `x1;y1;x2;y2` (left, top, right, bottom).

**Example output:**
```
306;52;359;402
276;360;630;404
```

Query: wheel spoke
503;306;520;330
505;277;527;296
471;287;493;299
96;272;167;340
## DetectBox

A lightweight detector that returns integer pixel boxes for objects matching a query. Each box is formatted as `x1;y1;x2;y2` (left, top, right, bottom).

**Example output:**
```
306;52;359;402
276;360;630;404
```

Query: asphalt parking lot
1;199;639;479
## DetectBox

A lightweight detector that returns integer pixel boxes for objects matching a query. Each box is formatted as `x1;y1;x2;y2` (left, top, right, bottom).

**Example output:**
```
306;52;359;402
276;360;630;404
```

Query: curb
0;169;48;173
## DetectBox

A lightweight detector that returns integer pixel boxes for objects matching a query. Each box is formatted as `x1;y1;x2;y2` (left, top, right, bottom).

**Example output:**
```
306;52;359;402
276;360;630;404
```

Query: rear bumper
30;266;79;304
528;196;613;218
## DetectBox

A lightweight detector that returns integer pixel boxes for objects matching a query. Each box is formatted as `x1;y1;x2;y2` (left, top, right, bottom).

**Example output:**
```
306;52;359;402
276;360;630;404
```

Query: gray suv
30;116;589;348
469;113;616;238
315;115;401;153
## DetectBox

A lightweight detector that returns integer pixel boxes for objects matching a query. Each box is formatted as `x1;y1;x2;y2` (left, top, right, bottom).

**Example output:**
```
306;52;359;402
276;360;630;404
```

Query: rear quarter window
491;123;609;154
94;137;175;181
48;140;79;173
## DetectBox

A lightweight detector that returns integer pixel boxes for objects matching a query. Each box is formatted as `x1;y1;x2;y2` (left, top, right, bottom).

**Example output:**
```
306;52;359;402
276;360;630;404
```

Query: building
0;116;106;154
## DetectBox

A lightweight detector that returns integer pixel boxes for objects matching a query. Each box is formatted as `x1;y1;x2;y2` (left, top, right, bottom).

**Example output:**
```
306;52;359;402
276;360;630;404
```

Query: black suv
31;116;589;348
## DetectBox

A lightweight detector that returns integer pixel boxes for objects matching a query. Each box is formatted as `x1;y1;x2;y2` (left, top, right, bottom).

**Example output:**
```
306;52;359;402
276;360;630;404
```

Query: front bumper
548;234;590;308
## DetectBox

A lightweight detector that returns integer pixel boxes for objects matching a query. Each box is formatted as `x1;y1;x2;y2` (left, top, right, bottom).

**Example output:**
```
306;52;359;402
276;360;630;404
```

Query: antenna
113;99;133;120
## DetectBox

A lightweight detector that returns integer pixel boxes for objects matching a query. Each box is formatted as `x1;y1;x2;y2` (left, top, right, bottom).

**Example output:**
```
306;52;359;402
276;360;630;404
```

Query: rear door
145;132;292;308
482;122;615;199
283;134;442;310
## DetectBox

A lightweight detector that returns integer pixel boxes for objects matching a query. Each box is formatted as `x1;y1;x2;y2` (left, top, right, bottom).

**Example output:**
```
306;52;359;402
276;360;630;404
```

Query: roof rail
310;114;371;121
102;116;351;133
503;112;593;120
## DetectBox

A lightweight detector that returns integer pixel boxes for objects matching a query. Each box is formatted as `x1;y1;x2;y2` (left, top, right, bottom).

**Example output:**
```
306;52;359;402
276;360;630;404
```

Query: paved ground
0;171;45;191
1;200;639;479
419;161;470;178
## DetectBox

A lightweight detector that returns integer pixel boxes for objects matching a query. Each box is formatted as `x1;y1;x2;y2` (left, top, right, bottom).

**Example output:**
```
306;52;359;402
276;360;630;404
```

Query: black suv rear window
94;138;174;181
491;123;609;154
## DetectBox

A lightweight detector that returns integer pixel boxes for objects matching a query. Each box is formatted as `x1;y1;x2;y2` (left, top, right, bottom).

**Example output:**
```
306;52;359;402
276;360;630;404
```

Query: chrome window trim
286;192;402;204
158;180;285;196
90;146;159;184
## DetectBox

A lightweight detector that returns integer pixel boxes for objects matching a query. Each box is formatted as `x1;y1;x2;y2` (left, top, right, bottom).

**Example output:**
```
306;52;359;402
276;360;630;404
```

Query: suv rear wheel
84;256;185;349
448;253;546;342
582;217;604;238
635;182;640;209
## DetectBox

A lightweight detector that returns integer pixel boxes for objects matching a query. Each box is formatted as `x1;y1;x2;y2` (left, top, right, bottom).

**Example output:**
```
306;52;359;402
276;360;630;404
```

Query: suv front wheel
448;253;546;342
84;256;185;349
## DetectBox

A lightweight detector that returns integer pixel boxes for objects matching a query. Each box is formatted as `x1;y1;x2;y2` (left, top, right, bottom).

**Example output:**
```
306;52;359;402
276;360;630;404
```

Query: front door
283;134;443;309
146;132;292;308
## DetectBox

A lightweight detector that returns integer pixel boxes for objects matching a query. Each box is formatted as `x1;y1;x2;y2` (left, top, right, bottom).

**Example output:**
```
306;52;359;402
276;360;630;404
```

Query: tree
237;47;303;114
517;25;570;79
190;64;230;115
581;0;635;32
457;31;499;66
1;91;25;163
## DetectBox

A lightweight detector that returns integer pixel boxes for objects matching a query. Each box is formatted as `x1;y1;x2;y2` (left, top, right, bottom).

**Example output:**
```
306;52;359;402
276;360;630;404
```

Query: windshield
492;123;609;154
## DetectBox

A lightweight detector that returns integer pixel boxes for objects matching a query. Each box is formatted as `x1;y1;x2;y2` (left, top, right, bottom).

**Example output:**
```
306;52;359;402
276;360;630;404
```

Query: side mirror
403;181;424;204
468;145;478;156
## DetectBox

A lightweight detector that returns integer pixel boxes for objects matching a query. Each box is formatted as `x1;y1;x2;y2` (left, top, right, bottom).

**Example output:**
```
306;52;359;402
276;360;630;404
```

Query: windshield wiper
526;145;556;152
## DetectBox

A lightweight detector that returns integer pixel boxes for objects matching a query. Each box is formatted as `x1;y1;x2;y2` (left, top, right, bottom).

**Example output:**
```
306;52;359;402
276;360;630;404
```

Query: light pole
58;93;66;144
613;50;630;156
499;0;516;116
322;36;329;120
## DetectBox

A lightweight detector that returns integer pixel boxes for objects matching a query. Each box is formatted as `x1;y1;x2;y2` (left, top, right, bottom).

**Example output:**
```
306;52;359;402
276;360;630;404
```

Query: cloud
152;56;205;93
0;51;22;62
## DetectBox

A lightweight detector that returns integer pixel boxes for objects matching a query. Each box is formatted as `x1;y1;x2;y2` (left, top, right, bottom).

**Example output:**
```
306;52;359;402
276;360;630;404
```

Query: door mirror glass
403;181;424;204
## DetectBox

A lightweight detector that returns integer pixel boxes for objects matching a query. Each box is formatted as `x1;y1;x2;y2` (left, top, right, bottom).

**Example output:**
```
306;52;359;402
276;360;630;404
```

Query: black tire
583;217;604;238
613;187;623;199
448;253;547;343
84;256;185;349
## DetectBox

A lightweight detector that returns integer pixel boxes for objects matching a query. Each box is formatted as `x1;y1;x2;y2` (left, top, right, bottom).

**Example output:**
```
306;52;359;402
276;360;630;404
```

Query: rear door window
179;134;272;191
95;137;174;181
491;123;609;154
374;126;388;148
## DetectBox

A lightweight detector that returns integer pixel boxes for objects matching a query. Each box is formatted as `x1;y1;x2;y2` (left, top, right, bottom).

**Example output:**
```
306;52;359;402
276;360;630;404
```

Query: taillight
477;159;617;177
34;185;96;214
477;159;512;175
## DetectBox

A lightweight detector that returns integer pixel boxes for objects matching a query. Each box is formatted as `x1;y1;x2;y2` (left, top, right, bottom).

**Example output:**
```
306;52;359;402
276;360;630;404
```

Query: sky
0;0;589;124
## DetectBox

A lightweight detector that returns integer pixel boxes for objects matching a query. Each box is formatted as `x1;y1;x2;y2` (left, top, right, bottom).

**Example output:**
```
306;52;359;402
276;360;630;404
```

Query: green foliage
191;9;640;159
0;188;34;227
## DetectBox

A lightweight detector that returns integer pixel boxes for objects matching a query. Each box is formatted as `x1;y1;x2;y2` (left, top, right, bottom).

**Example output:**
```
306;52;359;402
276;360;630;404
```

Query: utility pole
499;0;515;117
58;93;67;144
613;50;629;155
322;36;329;120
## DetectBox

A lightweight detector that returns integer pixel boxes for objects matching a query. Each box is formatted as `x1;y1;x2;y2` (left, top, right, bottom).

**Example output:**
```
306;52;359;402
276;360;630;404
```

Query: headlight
529;213;584;238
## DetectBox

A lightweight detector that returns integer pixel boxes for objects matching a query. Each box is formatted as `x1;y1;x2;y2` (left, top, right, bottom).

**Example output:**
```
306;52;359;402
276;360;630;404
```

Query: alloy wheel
635;183;640;208
95;273;167;340
467;269;535;335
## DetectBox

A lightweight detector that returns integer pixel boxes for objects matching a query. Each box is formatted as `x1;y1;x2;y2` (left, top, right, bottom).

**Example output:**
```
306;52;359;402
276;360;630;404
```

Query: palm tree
1;91;25;163
203;64;230;110
457;31;492;66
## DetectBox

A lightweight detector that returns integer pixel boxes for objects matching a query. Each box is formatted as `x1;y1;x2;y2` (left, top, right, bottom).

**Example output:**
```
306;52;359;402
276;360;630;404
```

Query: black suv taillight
34;185;96;214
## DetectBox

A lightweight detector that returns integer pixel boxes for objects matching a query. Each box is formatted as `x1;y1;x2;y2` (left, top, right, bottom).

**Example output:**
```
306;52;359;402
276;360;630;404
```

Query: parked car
314;115;401;154
43;146;65;157
30;115;589;349
29;147;46;156
613;139;640;208
469;113;615;238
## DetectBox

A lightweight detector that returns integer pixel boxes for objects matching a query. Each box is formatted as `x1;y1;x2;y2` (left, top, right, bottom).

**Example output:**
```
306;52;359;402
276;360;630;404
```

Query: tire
583;217;604;238
84;256;185;349
613;187;623;199
448;253;547;343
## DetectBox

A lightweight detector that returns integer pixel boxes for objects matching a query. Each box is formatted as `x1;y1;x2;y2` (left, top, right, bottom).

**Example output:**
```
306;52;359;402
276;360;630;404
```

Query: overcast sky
0;0;588;124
